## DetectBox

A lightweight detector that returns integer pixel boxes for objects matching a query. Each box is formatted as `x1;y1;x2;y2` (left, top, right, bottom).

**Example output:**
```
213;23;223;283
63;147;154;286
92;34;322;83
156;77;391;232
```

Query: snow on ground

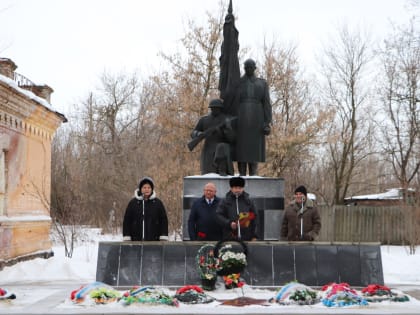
1;229;420;313
1;228;419;286
381;245;420;285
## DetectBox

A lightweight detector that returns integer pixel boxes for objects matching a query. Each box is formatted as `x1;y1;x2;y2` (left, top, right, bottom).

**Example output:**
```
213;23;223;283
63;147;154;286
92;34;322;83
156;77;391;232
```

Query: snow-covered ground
1;228;419;286
0;228;419;314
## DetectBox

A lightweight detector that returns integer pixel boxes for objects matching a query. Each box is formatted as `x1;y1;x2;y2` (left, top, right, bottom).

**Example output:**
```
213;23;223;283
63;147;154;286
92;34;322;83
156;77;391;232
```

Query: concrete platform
0;282;419;315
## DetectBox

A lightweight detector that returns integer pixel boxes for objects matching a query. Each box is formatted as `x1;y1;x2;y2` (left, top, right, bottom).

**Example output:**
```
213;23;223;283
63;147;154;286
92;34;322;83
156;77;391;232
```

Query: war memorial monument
96;0;383;288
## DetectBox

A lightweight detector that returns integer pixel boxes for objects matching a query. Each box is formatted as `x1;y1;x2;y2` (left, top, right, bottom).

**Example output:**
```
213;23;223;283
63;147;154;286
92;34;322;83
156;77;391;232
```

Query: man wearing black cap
122;176;169;241
281;185;321;241
216;176;257;241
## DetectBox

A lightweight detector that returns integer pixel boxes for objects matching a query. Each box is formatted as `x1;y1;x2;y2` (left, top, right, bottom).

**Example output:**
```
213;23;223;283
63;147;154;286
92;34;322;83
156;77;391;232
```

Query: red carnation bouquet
238;211;255;228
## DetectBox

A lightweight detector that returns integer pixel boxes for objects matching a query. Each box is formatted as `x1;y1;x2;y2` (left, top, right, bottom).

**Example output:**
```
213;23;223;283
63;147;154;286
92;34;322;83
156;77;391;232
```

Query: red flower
197;232;206;239
223;273;245;288
70;285;84;300
321;282;334;291
239;211;256;227
362;284;391;295
224;277;233;285
176;285;203;295
324;282;357;298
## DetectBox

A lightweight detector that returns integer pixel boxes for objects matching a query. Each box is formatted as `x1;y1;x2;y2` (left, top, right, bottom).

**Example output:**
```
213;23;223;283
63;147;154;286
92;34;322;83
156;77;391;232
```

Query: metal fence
317;205;420;244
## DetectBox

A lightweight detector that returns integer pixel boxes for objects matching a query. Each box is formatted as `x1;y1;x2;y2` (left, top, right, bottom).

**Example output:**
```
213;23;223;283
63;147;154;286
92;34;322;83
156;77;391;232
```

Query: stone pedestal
183;175;285;240
96;241;384;287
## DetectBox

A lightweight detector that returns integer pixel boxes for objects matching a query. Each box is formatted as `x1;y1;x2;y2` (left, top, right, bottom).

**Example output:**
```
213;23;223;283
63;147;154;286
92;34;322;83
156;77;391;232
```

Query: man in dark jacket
281;185;321;241
216;176;257;241
123;177;169;241
188;182;223;241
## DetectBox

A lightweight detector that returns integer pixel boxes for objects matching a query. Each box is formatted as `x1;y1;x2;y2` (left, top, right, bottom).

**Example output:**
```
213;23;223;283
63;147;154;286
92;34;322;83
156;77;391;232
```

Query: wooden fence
317;205;420;244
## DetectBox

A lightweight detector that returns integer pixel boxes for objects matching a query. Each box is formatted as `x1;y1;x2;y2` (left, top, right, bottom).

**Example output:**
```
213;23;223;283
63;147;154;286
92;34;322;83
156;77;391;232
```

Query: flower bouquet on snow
120;286;178;306
361;284;409;303
70;282;121;305
0;288;16;300
196;244;218;290
222;273;245;290
271;282;320;305
321;282;368;307
214;240;247;276
174;285;215;304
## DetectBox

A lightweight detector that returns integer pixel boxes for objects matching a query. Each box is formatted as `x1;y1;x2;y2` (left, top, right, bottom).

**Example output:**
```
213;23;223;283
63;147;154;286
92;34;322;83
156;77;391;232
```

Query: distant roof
345;188;415;200
0;73;67;122
307;193;316;200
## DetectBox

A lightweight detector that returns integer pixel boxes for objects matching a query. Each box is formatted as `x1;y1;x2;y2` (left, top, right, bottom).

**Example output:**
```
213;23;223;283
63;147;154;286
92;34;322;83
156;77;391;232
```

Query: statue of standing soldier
189;1;272;177
236;58;272;176
188;99;236;176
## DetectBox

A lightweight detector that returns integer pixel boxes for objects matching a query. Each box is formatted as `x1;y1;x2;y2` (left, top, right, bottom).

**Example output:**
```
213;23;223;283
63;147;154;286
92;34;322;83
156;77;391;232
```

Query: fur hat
294;185;307;196
229;176;245;188
139;176;154;191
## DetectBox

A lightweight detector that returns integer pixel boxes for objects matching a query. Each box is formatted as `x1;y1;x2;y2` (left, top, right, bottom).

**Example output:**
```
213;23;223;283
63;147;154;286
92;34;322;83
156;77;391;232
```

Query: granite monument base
96;241;383;287
183;175;285;240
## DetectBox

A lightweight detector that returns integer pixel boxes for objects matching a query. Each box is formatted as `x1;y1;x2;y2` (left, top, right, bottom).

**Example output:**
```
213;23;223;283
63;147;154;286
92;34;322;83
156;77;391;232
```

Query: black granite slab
118;244;142;286
140;245;163;285
337;245;361;284
96;242;120;286
96;242;384;287
273;245;295;285
295;244;317;285
256;209;265;240
360;244;384;285
316;244;339;286
252;197;284;210
247;244;273;286
163;245;186;286
185;243;203;283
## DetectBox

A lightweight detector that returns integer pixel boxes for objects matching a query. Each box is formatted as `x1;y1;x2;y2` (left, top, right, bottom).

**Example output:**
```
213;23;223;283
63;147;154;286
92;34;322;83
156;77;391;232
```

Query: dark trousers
238;162;258;176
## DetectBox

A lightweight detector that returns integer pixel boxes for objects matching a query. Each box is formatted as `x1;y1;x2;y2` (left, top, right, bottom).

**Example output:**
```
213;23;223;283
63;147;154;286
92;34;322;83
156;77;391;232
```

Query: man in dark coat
216;176;257;241
123;177;169;241
236;59;272;176
190;99;236;176
281;185;321;241
188;182;223;241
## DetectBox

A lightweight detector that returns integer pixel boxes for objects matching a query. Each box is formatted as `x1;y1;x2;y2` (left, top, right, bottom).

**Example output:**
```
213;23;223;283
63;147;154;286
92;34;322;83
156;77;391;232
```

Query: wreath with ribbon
196;244;218;280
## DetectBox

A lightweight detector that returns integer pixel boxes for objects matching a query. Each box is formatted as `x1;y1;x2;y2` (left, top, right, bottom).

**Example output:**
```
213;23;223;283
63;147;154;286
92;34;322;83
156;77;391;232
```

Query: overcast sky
0;0;416;115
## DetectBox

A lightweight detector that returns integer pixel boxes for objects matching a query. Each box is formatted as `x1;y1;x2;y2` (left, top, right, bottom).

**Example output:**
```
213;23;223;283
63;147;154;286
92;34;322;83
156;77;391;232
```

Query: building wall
0;59;65;264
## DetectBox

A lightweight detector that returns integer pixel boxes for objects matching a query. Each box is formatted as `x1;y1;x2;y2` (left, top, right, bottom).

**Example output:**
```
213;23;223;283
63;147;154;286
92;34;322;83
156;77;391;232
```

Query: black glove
263;125;271;135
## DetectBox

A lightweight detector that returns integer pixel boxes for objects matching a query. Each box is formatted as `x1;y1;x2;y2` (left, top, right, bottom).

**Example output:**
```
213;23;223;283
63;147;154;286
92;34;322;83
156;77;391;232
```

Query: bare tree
73;72;144;227
318;25;374;204
147;5;226;237
258;41;332;197
377;18;420;196
48;5;228;240
50;129;87;257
